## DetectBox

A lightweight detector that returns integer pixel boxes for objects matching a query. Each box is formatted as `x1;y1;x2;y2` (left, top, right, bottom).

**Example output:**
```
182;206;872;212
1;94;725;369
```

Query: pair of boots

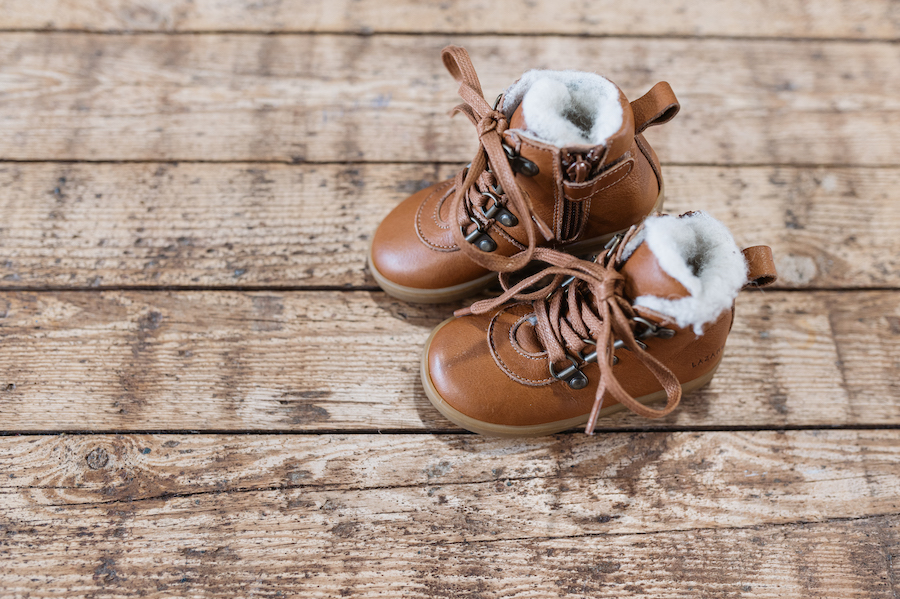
369;46;777;436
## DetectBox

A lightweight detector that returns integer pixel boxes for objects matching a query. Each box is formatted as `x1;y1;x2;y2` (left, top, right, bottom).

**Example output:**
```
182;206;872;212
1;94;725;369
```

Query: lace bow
455;235;683;434
442;45;555;273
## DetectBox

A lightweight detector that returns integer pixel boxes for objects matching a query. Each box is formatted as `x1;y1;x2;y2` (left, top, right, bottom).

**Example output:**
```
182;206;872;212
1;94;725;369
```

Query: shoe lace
454;230;683;434
442;45;555;273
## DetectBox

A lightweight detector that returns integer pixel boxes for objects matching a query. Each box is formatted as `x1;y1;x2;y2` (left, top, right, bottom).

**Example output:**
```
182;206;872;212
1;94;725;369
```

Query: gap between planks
1;163;897;289
3;430;900;534
1;431;899;598
3;159;900;168
2;29;900;44
2;34;899;164
5;424;900;436
1;0;898;40
0;290;898;431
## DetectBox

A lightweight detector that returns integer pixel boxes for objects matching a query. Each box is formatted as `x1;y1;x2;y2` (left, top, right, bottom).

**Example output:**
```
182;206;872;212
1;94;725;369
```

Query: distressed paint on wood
0;290;897;431
1;34;899;164
1;514;896;597
0;163;896;289
2;0;899;39
0;433;898;597
0;1;898;596
3;431;899;525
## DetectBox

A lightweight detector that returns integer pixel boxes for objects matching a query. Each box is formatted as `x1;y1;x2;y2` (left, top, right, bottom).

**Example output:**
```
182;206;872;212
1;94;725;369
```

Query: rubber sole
369;185;666;304
420;316;720;437
368;255;499;304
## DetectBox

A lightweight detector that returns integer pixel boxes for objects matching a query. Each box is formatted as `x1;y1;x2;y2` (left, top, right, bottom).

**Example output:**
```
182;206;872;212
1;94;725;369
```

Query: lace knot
476;110;508;138
589;271;624;303
441;44;553;273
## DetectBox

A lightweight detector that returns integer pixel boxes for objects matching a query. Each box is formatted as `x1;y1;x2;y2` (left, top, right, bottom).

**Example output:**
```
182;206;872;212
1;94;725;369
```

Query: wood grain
1;34;898;165
1;163;896;289
1;432;899;597
3;0;899;39
0;290;897;431
1;517;896;598
0;1;897;596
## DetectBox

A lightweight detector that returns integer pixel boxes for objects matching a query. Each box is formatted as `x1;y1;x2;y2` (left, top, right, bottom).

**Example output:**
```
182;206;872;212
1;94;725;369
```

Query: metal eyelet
597;234;624;266
478;191;519;227
577;338;646;365
549;356;589;390
461;217;497;252
560;275;577;289
604;234;623;253
502;143;539;177
615;338;648;351
577;339;618;366
633;316;675;339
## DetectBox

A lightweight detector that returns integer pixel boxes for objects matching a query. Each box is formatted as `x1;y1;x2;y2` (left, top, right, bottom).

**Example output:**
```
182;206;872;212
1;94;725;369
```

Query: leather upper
426;300;731;427
370;46;680;295
423;222;777;429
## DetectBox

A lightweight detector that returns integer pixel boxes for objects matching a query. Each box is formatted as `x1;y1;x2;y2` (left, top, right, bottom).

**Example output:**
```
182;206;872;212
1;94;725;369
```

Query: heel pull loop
742;246;778;288
631;82;680;135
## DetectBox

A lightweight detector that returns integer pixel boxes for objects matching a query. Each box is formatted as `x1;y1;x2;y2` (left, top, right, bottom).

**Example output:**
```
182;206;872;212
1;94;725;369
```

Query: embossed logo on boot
691;346;723;369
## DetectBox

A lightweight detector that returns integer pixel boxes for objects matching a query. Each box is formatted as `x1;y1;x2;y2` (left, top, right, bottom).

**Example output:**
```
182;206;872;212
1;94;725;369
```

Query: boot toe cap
424;314;586;429
369;183;493;296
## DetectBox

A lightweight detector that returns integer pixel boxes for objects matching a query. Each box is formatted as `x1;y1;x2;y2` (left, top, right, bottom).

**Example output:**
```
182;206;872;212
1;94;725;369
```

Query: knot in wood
85;447;110;470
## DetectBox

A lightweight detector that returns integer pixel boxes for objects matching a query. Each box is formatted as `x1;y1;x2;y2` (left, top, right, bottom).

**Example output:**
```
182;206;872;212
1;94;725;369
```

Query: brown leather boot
369;45;680;303
421;212;777;436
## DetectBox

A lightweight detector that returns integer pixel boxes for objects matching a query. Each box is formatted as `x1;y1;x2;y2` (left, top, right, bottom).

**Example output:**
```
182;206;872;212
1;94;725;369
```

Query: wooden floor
1;1;899;597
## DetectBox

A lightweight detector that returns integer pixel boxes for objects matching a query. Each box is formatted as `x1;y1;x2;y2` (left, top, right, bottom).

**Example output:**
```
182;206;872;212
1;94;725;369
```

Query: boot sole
420;314;720;437
369;184;665;304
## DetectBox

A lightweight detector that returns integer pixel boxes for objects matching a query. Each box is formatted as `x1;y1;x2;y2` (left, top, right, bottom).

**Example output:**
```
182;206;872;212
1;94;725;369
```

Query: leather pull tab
742;246;778;287
631;82;680;134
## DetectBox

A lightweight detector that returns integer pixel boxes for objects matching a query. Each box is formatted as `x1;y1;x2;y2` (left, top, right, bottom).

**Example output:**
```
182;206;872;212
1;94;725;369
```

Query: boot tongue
618;240;690;304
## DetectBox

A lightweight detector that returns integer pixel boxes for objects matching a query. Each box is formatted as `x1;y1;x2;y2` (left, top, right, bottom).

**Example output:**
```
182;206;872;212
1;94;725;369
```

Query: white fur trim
623;212;748;334
502;70;623;147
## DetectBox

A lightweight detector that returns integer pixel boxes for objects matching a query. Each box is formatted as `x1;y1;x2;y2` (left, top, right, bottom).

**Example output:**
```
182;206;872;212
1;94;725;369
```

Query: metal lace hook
549;356;589;390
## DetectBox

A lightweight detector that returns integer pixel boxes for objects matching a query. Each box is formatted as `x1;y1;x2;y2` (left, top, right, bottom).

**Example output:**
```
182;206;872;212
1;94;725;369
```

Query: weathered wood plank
3;0;899;39
0;432;898;597
1;163;896;289
3;515;896;599
5;431;900;525
1;34;898;165
0;290;897;431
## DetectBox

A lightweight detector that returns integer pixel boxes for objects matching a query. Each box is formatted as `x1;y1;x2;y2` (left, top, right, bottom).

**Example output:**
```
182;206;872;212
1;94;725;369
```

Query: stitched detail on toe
489;306;555;386
416;181;459;251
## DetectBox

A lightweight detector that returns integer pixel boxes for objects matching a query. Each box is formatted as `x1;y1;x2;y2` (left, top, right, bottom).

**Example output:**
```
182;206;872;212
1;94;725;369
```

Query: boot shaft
496;73;677;244
369;45;680;303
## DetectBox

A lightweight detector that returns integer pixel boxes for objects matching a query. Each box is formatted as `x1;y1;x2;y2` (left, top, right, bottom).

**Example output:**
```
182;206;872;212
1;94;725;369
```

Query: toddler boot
421;211;777;436
369;45;680;303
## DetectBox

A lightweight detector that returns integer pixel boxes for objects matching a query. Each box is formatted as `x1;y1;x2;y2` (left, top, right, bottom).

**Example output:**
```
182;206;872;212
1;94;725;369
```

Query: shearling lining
622;212;748;334
502;70;623;148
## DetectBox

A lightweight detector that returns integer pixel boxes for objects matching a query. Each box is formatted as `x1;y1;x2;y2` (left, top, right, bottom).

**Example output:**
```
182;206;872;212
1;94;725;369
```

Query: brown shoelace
442;45;555;273
454;238;683;434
